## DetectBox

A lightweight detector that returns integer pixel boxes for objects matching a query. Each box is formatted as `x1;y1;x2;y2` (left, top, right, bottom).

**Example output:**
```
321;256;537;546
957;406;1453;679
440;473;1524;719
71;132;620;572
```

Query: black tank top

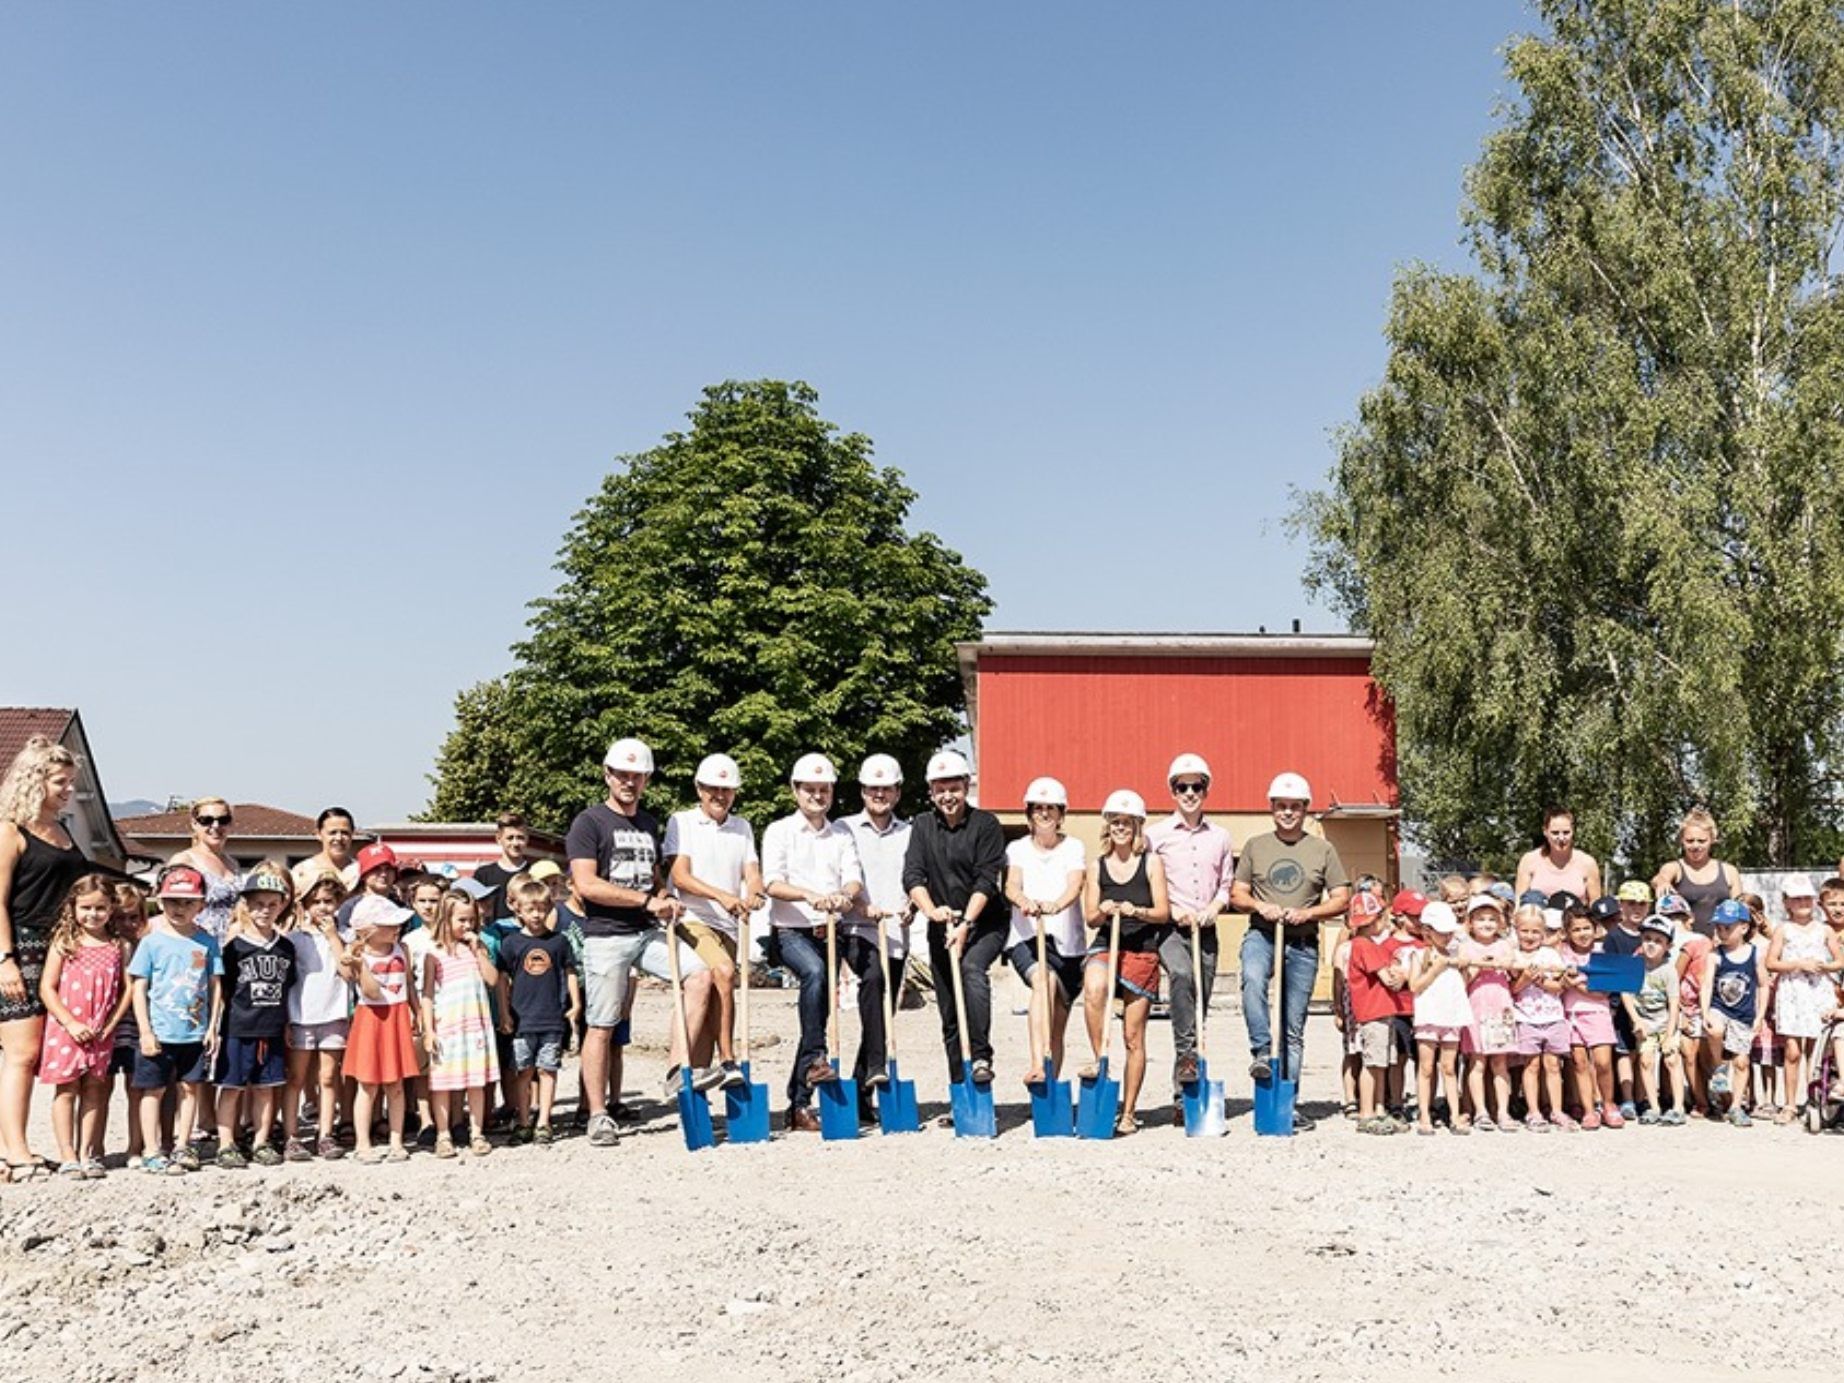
1673;859;1731;936
1098;851;1161;953
7;823;90;936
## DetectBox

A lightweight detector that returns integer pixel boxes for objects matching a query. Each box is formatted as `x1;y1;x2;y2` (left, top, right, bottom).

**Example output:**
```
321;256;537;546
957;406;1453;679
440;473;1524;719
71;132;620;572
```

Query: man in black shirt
902;750;1010;1088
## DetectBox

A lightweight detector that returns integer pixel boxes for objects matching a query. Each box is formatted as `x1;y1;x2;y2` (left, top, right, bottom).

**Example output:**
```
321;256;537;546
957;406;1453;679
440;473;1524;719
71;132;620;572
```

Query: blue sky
1;2;1529;822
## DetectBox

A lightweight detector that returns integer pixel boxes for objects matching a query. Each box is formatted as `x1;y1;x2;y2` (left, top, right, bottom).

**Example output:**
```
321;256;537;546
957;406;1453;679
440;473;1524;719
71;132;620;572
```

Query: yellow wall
995;810;1394;1001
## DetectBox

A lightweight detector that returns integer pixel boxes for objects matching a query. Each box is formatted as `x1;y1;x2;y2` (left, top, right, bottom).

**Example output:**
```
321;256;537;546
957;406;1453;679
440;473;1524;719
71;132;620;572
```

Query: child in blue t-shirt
127;866;225;1175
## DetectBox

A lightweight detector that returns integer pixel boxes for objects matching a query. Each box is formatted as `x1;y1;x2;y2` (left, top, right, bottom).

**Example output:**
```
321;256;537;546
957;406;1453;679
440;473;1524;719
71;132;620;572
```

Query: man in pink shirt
1145;752;1234;1126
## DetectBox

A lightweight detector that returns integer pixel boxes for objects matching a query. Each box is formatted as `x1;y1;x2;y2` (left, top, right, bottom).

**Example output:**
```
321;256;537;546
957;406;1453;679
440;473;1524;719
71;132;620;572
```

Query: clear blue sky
1;2;1529;822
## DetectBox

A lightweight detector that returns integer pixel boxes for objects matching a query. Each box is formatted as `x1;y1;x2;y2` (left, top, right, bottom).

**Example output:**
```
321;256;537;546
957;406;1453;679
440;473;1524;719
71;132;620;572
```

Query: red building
957;632;1399;984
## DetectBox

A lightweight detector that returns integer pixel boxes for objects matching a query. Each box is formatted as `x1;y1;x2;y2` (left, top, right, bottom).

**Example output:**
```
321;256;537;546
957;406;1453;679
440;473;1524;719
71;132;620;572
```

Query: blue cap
1712;898;1752;927
1517;889;1549;907
1486;882;1516;903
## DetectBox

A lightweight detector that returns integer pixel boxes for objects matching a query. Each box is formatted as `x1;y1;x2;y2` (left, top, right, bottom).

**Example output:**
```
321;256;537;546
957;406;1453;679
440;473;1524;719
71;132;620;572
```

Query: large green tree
426;380;991;828
1299;0;1844;869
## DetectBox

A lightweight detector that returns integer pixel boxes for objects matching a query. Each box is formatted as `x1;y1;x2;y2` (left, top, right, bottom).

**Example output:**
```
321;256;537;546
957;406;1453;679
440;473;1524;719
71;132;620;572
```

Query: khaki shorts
1359;1018;1397;1070
682;922;739;973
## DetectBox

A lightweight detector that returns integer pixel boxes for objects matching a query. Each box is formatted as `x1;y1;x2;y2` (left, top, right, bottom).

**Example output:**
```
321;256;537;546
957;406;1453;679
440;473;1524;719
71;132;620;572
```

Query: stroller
1805;1017;1844;1134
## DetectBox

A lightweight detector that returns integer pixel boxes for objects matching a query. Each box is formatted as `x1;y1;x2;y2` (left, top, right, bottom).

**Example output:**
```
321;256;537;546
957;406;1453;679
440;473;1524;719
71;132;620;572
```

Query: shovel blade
677;1070;716;1151
877;1061;921;1135
1181;1058;1227;1138
817;1062;860;1141
1029;1058;1075;1137
950;1076;996;1138
723;1062;772;1144
1252;1057;1296;1137
1075;1059;1120;1140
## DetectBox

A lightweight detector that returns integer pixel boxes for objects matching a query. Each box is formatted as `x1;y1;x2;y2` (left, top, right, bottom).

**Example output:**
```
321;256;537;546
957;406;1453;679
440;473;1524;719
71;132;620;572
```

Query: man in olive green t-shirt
1229;772;1350;1131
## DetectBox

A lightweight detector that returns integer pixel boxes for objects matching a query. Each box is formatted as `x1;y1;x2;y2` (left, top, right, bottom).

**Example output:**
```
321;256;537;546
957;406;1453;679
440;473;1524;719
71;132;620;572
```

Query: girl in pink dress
37;875;133;1178
1456;895;1517;1131
421;891;500;1158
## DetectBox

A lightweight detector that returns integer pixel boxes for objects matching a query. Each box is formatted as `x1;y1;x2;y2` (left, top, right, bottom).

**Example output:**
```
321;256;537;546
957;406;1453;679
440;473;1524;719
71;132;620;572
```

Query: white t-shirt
1005;836;1087;956
761;814;864;931
288;928;353;1026
663;808;759;937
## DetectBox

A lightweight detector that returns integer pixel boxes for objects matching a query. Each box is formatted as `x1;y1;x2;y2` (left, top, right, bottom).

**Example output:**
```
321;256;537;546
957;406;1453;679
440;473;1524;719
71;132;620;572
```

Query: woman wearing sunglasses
168;798;241;945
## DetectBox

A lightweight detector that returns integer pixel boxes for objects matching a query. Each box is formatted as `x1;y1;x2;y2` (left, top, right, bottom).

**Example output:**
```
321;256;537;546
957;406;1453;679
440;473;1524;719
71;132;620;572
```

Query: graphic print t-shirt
127;929;223;1043
222;933;298;1039
564;805;663;938
500;931;571;1033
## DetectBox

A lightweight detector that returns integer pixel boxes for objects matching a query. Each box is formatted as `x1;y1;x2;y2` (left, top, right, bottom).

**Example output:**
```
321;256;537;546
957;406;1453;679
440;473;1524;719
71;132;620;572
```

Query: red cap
156;865;206;900
1390;889;1429;918
357;843;398;878
1348;892;1385;921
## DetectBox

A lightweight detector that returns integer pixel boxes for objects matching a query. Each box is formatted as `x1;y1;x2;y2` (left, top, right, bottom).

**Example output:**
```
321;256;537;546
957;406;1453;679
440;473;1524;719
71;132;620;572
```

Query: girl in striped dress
421;890;500;1158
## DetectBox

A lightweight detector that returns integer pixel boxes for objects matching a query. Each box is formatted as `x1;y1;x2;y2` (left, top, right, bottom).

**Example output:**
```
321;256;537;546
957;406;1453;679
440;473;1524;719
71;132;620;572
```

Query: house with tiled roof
0;708;138;871
114;803;371;873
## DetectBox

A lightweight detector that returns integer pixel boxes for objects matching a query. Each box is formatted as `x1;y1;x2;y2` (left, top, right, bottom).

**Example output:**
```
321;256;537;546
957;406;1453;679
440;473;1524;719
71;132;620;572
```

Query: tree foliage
425;381;991;829
1299;0;1844;869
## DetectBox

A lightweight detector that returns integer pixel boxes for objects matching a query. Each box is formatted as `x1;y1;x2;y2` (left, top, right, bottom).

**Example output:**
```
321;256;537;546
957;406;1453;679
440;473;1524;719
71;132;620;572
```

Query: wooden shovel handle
665;920;696;1070
947;929;975;1065
877;914;898;1059
1191;915;1208;1063
1270;919;1284;1069
825;913;840;1064
1098;909;1122;1060
737;911;751;1066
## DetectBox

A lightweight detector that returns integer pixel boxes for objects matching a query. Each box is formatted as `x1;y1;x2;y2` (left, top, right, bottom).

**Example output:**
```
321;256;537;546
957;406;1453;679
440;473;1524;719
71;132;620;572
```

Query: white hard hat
1023;776;1068;808
1266;771;1312;804
858;753;903;787
1102;788;1147;819
1167;753;1212;784
604;737;655;774
694;754;742;789
925;749;972;782
789;752;838;785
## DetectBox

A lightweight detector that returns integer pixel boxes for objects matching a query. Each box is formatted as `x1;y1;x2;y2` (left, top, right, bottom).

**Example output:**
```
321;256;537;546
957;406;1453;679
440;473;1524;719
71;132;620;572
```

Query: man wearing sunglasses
1145;753;1233;1126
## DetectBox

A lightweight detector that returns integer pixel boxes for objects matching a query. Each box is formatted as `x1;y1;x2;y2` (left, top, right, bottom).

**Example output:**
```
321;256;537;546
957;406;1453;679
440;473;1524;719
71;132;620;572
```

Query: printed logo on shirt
521;948;554;978
1715;970;1749;1010
1268;860;1304;894
605;827;656;893
238;950;291;1008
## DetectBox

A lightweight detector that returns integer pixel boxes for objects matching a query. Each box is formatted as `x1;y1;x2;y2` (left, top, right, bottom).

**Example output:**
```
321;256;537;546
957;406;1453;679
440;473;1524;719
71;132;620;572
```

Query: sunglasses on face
195;814;232;828
1172;781;1207;795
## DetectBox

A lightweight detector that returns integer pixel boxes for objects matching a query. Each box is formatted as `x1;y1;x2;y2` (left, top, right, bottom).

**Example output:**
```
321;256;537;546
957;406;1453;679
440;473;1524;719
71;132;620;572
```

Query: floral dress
1774;920;1835;1040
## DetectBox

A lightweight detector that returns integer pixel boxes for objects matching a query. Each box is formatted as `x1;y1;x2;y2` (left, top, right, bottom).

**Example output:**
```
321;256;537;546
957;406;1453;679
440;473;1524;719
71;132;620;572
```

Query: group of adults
557;737;1352;1134
0;728;1773;1174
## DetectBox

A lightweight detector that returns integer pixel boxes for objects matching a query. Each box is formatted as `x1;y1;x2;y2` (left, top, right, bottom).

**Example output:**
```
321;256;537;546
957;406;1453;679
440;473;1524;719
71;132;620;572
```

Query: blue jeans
774;928;831;1108
1240;926;1317;1082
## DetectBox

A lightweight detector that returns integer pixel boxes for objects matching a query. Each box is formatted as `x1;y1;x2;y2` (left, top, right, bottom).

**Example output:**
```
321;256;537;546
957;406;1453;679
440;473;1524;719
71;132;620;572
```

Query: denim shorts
581;932;705;1028
512;1031;566;1073
1006;940;1082;1003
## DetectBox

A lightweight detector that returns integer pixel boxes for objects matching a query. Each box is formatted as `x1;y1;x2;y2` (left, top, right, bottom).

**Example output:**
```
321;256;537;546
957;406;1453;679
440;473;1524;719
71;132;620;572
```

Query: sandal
468;1136;493;1157
5;1160;50;1184
1113;1113;1139;1137
315;1137;344;1161
1076;1062;1100;1081
385;1146;410;1163
434;1134;457;1160
58;1160;85;1181
1340;1101;1360;1120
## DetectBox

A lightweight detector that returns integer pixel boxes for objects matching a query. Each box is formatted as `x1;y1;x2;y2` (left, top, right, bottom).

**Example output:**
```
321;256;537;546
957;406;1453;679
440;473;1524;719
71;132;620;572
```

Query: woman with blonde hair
1080;790;1169;1135
168;797;241;944
1650;807;1743;938
0;736;93;1181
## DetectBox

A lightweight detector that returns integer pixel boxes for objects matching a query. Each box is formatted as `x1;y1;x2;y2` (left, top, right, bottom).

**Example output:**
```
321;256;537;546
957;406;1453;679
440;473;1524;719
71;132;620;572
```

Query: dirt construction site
1;977;1840;1383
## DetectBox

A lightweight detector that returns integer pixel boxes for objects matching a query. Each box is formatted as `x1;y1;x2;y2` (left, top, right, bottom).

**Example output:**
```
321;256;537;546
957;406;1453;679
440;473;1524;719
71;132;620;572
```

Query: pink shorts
1516;1020;1572;1057
1414;1024;1466;1046
1567;1004;1616;1049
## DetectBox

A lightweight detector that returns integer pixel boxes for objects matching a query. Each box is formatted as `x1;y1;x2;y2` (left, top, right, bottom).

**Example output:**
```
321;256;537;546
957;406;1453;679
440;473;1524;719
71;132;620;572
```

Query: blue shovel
665;921;716;1151
722;910;771;1144
816;915;861;1141
1252;919;1297;1137
1180;919;1227;1137
1583;953;1644;994
947;926;997;1138
1028;916;1074;1136
875;913;920;1134
1076;910;1123;1139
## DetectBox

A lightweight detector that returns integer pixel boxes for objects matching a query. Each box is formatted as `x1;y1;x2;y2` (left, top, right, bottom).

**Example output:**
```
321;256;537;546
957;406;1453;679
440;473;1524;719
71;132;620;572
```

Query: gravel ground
2;978;1839;1382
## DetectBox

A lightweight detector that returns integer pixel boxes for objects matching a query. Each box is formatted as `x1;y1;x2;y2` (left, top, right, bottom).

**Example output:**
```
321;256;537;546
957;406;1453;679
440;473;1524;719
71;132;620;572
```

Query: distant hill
109;799;164;819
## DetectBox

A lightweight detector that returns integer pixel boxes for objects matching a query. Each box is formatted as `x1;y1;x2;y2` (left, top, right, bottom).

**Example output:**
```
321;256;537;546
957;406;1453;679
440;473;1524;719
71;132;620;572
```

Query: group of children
1334;871;1844;1134
32;846;588;1177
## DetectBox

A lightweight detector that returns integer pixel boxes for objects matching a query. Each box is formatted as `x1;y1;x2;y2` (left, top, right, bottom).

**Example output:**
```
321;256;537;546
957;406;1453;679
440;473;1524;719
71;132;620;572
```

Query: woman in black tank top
1080;792;1170;1135
0;735;92;1180
1651;809;1741;937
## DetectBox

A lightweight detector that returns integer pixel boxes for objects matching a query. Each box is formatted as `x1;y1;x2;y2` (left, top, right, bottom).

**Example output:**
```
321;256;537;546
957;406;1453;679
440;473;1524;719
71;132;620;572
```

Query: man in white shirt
761;753;864;1133
842;754;911;1113
663;754;763;1090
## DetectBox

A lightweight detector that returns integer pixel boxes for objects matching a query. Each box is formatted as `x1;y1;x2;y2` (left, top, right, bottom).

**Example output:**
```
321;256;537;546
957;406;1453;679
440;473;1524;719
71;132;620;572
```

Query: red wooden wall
974;655;1396;813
